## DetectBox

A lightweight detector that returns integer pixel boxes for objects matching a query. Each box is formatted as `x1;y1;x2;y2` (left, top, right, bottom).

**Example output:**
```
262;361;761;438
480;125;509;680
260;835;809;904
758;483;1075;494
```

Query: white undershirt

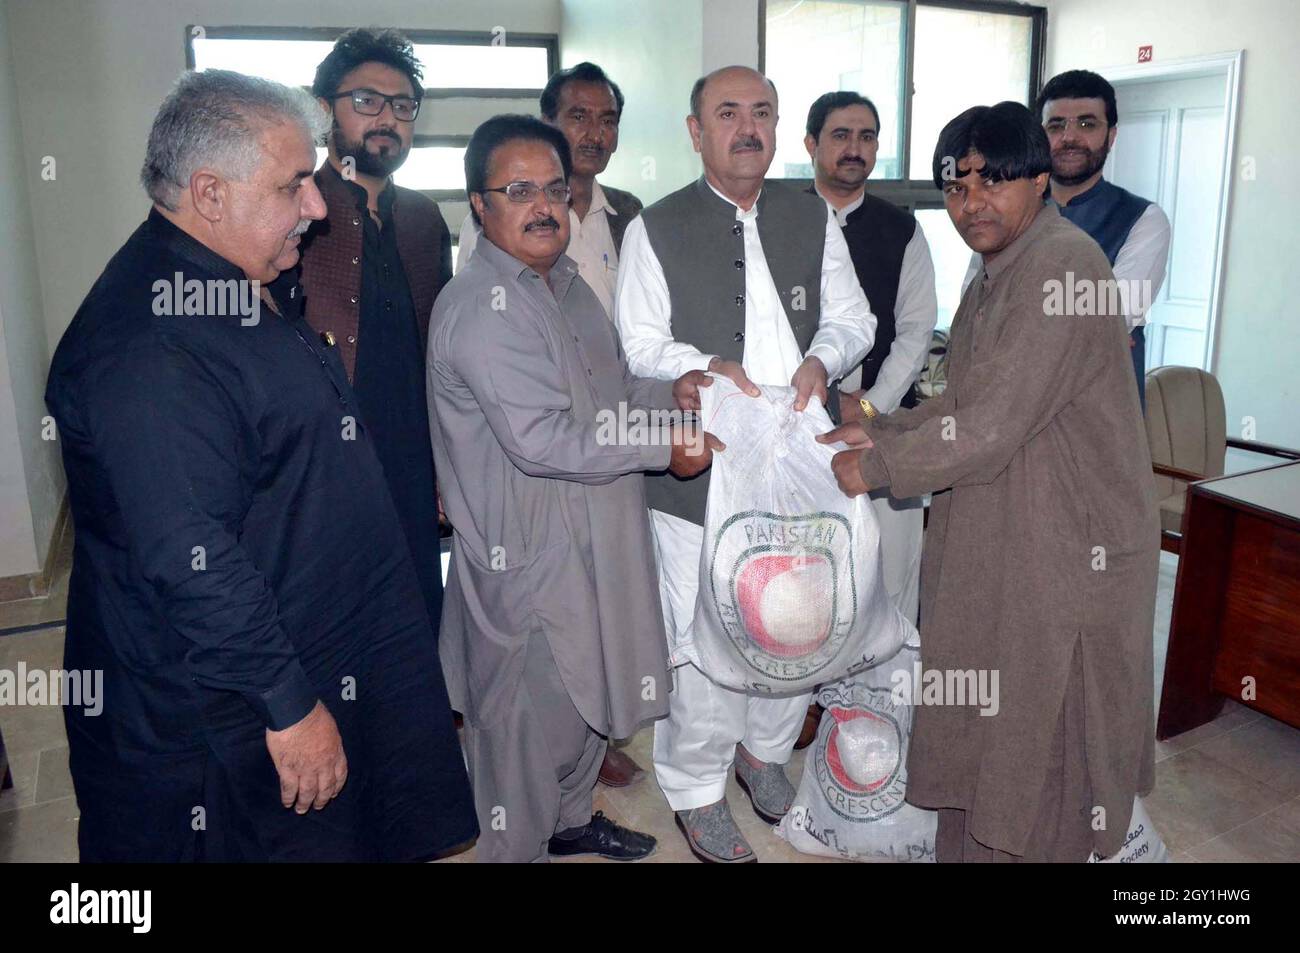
816;185;939;414
614;182;875;388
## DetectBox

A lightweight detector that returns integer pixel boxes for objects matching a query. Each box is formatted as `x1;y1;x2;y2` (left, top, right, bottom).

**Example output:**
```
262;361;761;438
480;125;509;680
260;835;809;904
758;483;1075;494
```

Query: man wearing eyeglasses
1038;70;1169;411
299;30;452;669
457;62;654;791
961;70;1170;411
429;114;718;862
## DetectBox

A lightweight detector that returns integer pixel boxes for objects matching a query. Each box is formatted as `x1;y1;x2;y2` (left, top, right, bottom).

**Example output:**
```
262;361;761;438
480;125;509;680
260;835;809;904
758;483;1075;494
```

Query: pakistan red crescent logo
825;707;900;794
734;552;834;658
813;682;909;822
708;511;857;683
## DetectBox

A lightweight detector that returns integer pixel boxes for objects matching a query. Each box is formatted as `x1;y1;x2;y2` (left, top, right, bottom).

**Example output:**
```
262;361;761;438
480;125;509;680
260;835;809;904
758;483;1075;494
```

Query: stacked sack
777;643;936;862
1087;798;1171;863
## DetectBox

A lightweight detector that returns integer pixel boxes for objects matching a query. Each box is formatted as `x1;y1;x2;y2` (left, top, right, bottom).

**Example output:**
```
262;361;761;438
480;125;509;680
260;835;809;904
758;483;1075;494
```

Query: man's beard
332;123;409;178
1051;138;1110;186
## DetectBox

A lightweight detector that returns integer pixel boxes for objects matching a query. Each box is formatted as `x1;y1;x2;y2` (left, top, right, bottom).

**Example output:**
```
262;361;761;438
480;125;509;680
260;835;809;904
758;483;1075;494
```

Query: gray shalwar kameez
857;205;1160;861
428;237;673;863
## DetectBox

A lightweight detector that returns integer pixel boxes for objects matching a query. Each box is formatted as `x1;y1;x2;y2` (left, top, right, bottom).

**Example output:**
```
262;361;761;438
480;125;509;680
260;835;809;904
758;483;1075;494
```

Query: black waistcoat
826;188;918;408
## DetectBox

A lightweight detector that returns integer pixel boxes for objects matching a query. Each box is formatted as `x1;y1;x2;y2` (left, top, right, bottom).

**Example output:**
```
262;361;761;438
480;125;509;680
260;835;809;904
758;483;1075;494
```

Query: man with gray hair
45;68;477;862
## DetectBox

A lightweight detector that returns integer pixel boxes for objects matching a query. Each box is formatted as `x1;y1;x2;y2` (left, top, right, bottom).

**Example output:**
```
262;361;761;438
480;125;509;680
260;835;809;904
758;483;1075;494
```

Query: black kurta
45;210;477;861
346;179;443;629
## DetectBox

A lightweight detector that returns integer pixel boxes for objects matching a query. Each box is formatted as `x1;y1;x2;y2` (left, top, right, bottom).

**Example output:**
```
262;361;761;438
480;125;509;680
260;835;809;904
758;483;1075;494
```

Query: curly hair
311;27;424;101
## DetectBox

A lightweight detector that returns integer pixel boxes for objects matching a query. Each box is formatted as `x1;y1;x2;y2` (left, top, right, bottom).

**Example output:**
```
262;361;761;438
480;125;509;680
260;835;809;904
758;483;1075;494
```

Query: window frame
758;0;1047;214
184;26;558;204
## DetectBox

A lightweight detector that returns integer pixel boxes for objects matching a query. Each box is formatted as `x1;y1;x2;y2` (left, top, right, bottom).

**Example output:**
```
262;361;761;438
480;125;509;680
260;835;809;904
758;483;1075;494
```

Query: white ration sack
689;376;914;694
777;645;937;862
1087;798;1171;863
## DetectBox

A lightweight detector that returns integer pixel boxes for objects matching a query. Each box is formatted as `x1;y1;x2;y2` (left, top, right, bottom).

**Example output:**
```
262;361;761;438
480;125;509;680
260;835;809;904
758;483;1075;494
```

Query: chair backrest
1144;365;1227;501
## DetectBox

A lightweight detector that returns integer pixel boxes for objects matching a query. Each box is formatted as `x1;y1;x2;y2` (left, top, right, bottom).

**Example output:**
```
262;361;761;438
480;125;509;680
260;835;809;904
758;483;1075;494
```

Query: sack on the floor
689;376;914;694
1087;797;1170;863
777;645;937;862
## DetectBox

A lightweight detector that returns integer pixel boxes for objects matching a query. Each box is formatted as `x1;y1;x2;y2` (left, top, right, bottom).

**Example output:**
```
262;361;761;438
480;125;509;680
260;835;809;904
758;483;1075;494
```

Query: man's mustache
838;157;866;166
288;219;312;238
731;136;763;153
364;129;400;144
524;217;561;232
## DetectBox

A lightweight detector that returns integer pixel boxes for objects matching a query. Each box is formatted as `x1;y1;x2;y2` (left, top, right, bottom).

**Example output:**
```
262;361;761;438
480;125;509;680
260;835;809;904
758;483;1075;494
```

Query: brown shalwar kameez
857;204;1159;861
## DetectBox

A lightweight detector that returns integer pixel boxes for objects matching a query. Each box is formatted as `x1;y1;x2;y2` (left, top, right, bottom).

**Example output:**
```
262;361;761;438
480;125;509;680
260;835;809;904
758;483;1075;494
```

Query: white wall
7;0;562;355
1043;0;1300;450
559;0;765;205
702;0;760;73
0;0;62;577
0;318;40;578
560;0;703;205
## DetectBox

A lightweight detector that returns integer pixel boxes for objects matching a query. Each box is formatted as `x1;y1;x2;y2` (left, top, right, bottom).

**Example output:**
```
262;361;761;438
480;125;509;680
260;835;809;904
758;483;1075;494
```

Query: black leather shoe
547;811;657;861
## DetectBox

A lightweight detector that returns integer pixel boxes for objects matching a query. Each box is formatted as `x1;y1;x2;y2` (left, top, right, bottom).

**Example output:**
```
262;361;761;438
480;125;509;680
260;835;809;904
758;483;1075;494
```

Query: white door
1105;73;1227;370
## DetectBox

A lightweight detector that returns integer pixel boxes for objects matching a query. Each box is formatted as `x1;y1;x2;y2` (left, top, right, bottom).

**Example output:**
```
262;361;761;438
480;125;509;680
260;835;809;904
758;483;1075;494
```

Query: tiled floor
3;548;1298;863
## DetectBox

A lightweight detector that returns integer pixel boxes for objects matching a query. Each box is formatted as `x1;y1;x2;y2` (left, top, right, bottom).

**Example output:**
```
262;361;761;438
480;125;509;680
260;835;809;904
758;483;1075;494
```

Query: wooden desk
1158;461;1300;739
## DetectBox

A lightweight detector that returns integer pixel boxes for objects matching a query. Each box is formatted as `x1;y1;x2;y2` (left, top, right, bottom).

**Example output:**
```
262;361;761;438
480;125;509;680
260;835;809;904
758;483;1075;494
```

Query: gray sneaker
734;752;795;824
674;800;757;863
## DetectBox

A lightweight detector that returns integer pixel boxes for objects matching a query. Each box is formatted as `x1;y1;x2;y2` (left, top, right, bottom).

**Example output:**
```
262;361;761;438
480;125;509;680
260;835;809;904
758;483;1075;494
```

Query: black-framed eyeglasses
333;88;421;122
478;181;572;205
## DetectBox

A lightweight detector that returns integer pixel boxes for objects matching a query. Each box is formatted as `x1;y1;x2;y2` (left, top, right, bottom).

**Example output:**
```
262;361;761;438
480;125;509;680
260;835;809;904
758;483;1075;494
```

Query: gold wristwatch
858;396;879;420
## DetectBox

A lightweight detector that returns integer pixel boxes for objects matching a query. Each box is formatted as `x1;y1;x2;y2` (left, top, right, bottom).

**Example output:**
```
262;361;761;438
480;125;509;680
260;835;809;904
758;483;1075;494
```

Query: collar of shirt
265;269;305;318
980;201;1058;284
146;207;244;281
586;180;616;218
813;183;865;227
1055;175;1108;209
338;168;397;222
144;208;304;316
473;232;581;297
704;176;762;222
569;180;614;242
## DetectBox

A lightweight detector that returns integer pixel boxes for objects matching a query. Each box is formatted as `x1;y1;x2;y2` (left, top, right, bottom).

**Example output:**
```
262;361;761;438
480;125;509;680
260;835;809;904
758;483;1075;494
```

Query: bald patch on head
690;65;777;118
